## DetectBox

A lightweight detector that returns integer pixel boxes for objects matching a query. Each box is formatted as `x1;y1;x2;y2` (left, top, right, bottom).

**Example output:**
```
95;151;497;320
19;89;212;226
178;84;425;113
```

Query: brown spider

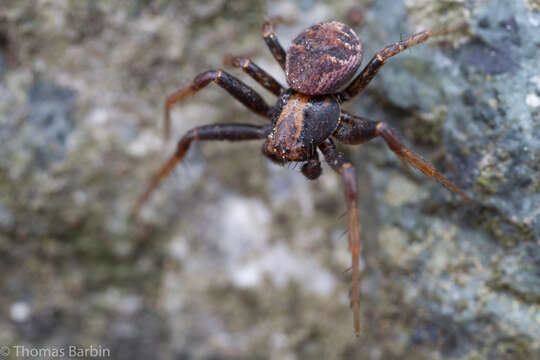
134;19;470;336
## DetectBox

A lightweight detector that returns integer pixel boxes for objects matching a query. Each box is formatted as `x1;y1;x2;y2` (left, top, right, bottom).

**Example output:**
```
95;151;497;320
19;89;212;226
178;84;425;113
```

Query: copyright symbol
0;346;10;357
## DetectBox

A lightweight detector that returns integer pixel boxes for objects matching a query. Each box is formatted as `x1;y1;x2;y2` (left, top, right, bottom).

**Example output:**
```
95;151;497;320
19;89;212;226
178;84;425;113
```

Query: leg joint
341;164;357;201
193;69;223;89
262;22;274;38
376;122;405;154
375;121;387;133
223;55;249;69
177;129;198;153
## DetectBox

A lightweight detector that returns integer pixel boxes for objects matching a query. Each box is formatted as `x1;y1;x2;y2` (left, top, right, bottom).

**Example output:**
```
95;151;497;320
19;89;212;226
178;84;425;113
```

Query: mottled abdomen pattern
286;21;363;95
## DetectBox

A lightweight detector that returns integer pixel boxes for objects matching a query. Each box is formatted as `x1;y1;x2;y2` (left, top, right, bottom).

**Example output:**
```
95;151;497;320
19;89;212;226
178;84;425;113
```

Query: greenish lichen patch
476;175;500;194
490;243;540;303
525;0;540;12
405;105;447;146
405;0;471;44
483;215;534;248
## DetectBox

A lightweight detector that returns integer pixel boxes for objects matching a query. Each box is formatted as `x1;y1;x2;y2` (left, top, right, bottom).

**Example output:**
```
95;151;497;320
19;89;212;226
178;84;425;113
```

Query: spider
134;19;470;336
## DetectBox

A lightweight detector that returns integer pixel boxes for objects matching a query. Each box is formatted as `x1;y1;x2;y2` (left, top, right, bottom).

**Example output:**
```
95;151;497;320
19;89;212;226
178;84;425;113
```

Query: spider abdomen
286;21;363;95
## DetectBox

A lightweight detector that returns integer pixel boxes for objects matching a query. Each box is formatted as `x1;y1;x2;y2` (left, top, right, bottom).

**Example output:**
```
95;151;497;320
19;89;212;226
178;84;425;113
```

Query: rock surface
0;0;538;359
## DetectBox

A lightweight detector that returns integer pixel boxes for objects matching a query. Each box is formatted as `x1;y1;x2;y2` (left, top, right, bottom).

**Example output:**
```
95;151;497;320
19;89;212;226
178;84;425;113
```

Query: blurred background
0;0;539;359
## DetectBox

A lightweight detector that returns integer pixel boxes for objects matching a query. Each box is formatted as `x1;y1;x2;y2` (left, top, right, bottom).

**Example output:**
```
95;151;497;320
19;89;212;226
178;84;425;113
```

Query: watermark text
1;344;110;358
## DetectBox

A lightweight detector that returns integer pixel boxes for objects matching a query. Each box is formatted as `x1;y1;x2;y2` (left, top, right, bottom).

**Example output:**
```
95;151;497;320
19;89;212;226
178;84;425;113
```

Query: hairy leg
337;23;465;101
262;19;287;70
223;55;284;96
319;139;362;337
133;124;271;216
163;70;271;139
333;112;470;201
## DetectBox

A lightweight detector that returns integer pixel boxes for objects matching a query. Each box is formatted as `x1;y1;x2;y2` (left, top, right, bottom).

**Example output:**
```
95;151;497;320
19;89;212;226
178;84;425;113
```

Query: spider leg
334;112;471;201
163;70;271;139
262;19;287;70
223;55;284;96
301;150;322;180
337;23;465;102
133;124;271;216
318;139;361;337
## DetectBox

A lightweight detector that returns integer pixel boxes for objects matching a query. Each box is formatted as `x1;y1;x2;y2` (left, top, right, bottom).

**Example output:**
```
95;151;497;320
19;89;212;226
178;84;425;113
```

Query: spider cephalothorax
135;19;469;336
263;89;340;162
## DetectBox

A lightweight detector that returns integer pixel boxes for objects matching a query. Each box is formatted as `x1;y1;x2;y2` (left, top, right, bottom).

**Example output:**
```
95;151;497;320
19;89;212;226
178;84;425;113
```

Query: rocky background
0;0;539;359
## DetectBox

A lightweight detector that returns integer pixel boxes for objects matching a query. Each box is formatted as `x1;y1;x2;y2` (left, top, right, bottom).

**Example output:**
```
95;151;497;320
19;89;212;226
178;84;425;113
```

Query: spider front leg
163;70;272;139
338;23;465;101
262;19;287;70
319;139;362;337
133;124;271;216
334;112;471;201
223;55;284;96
